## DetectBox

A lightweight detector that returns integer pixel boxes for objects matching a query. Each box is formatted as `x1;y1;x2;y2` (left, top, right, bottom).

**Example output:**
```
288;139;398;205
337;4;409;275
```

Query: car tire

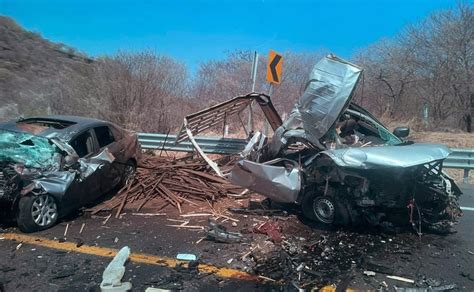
302;192;337;225
17;194;59;233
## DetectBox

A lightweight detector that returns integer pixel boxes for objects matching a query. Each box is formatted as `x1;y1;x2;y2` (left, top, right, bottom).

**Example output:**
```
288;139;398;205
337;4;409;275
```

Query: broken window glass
70;131;95;158
0;129;60;168
94;126;115;148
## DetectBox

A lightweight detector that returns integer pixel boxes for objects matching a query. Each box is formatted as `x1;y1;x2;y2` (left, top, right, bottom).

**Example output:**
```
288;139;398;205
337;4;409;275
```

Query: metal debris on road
205;219;243;243
394;284;457;291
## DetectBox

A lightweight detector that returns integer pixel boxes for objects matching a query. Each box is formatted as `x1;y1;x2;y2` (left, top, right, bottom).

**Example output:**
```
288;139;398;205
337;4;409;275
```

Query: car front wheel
312;196;336;224
302;191;337;225
17;194;59;233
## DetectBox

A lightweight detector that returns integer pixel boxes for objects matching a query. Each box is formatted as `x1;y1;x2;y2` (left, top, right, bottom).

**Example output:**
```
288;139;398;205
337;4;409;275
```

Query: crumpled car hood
319;143;452;169
269;55;363;155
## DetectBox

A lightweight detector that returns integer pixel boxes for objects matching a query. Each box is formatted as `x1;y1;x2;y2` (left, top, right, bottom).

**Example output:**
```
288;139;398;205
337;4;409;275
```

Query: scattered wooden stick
131;213;166;216
63;224;69;237
195;237;206;244
102;214;112;225
88;154;243;216
79;223;85;234
166;225;205;229
386;275;415;283
180;213;213;217
258;275;276;282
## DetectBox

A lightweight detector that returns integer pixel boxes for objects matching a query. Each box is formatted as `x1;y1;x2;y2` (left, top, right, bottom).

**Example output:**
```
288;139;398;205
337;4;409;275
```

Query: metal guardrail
138;133;473;182
444;148;474;183
138;133;247;155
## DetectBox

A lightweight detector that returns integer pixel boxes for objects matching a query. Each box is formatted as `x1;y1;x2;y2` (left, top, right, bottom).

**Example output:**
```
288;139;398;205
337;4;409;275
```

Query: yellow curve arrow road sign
267;50;283;84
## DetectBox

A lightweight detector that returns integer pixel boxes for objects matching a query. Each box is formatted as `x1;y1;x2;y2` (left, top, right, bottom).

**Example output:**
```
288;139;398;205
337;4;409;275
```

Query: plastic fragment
176;253;197;261
100;246;132;292
364;270;376;277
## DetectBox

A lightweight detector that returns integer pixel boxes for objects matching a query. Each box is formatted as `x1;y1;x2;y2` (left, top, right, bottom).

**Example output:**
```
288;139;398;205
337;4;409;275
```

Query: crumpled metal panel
173;93;282;176
269;55;362;155
229;159;301;203
79;148;116;179
320;143;452;169
174;93;282;144
34;171;76;196
31;149;116;197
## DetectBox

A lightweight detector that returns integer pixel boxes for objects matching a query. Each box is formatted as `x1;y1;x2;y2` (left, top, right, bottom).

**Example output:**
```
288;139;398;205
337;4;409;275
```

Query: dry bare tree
355;3;473;132
92;51;191;132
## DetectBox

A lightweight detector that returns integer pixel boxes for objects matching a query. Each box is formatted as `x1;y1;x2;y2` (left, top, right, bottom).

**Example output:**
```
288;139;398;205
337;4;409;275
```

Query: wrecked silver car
0;115;141;232
178;55;462;234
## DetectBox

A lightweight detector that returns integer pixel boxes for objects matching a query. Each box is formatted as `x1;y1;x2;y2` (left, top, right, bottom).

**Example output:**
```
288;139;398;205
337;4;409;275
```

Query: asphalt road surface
458;183;474;254
0;184;473;291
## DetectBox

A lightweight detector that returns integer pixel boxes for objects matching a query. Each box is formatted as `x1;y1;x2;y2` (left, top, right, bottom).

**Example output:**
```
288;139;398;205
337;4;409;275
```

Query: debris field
88;154;244;217
78;153;470;291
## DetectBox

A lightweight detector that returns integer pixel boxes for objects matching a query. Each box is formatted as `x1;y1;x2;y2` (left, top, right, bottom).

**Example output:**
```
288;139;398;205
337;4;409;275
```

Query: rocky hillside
0;16;95;120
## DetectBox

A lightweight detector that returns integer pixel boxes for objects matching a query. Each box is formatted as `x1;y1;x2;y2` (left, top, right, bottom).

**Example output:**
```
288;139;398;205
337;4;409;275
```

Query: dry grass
410;131;474;149
409;131;473;183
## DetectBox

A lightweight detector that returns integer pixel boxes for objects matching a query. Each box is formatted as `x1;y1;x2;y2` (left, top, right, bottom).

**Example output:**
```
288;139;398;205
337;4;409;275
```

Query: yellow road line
1;232;256;280
317;286;373;292
1;233;373;291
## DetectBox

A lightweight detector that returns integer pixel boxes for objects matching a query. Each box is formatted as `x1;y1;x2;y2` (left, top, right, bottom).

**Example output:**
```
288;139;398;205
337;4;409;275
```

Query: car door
64;129;101;209
92;125;123;194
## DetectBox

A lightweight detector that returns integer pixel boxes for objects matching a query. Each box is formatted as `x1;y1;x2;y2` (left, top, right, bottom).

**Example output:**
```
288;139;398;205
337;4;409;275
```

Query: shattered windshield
345;108;402;146
359;114;401;146
0;129;61;168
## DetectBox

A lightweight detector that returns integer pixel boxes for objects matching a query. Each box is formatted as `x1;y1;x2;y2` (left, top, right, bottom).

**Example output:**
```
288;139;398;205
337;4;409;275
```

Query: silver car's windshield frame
345;108;402;145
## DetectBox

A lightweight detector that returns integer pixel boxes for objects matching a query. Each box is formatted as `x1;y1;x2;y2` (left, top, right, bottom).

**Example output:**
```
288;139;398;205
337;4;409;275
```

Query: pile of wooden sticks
89;154;243;217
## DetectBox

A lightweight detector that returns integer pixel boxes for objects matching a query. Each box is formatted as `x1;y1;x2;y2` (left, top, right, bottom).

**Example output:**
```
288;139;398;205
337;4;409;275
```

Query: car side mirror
393;127;410;138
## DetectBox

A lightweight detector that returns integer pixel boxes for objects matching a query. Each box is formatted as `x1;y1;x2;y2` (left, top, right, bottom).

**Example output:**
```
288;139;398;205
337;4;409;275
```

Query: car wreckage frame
0;116;141;232
175;55;463;234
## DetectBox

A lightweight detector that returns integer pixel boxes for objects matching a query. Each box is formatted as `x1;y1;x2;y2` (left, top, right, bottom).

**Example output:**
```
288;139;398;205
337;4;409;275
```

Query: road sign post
251;51;259;92
247;51;259;135
264;50;283;135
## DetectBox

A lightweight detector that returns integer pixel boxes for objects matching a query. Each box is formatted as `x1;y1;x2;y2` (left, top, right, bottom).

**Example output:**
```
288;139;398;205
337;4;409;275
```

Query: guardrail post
464;169;470;184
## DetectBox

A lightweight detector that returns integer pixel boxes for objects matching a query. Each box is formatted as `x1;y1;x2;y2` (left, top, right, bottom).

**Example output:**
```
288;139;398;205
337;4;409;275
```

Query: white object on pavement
100;246;132;292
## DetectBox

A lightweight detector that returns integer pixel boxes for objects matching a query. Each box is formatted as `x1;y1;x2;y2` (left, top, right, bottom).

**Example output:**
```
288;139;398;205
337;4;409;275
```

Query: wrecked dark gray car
178;55;463;234
0;115;141;232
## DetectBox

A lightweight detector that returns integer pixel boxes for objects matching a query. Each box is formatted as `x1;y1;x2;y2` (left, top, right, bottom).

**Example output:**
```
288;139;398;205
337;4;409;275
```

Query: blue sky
0;0;458;72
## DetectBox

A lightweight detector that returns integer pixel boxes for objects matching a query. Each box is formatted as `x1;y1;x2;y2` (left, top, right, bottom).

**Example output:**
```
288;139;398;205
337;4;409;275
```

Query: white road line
460;206;474;211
